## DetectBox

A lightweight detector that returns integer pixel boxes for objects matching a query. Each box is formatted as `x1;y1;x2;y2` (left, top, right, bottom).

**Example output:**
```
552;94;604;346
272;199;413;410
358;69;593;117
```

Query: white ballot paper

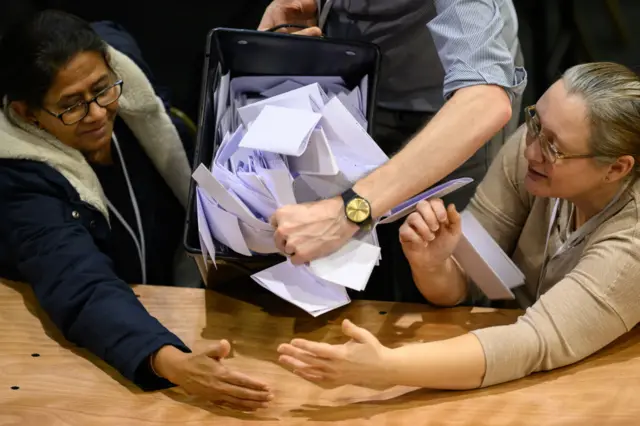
195;75;472;315
454;210;525;300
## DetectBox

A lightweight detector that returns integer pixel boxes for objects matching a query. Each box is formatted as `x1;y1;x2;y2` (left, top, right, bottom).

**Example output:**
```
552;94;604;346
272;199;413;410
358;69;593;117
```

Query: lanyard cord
105;133;147;284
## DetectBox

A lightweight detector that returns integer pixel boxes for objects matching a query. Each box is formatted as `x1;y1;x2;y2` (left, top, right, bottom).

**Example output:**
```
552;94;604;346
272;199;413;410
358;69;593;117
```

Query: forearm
382;333;486;390
410;256;468;307
354;85;512;217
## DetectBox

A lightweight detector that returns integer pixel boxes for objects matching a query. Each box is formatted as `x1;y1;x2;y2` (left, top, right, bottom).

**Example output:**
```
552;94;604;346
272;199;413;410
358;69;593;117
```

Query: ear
10;101;38;125
606;155;635;182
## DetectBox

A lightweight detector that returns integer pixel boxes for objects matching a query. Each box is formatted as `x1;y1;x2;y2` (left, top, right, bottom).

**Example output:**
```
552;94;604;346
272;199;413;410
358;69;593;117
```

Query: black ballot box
183;27;381;282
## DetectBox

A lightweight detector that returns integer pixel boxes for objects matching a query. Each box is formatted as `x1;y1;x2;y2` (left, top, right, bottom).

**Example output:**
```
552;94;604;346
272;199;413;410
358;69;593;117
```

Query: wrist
330;196;360;235
352;181;382;219
152;345;188;383
376;346;402;386
409;256;453;274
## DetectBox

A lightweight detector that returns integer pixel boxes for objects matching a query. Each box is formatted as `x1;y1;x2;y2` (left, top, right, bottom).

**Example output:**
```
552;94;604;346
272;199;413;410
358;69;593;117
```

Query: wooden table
1;279;639;425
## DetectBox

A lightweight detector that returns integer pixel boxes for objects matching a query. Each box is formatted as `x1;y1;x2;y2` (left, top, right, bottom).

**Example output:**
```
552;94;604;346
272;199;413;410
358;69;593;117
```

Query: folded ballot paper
193;73;472;316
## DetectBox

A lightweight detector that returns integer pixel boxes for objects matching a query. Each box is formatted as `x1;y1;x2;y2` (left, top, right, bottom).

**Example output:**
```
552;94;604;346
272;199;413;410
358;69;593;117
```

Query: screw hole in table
11;386;19;390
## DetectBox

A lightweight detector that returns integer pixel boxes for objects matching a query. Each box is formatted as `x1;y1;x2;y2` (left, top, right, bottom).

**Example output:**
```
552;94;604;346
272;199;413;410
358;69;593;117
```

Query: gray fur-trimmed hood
0;45;191;220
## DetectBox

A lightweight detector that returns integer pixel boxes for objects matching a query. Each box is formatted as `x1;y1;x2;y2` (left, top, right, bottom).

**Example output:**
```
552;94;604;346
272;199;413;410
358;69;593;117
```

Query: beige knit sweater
466;125;640;387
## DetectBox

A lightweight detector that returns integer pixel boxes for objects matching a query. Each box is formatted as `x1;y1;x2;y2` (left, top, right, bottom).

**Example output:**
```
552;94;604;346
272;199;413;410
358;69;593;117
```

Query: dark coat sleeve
0;166;191;391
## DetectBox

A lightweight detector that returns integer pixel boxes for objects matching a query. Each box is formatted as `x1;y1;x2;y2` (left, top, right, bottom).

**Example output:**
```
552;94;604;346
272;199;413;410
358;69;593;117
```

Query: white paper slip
321;96;388;166
254;166;295;207
239;222;278;254
196;188;216;269
237;83;326;126
288;128;339;176
237;171;273;199
197;188;252;257
260;80;304;98
306;239;381;291
214;125;245;168
252;261;351;316
193;164;273;231
337;90;367;128
453;210;524;300
331;142;380;182
212;165;278;220
239;105;322;156
231;76;344;97
377;178;474;225
293;173;352;202
214;72;230;128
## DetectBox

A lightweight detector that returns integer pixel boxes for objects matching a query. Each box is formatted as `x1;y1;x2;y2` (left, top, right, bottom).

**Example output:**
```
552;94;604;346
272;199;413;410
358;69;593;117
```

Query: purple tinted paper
378;177;473;225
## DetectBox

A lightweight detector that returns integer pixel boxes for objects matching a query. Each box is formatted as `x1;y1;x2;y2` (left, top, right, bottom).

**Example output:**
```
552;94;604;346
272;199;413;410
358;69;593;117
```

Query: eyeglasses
524;105;594;164
43;80;123;126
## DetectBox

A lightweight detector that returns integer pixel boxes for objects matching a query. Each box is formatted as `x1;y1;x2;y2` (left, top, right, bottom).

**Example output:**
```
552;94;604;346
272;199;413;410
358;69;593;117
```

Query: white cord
106;133;147;284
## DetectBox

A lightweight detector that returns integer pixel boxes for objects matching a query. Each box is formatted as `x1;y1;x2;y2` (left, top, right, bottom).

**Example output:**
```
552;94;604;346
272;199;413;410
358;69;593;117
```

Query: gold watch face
345;198;371;223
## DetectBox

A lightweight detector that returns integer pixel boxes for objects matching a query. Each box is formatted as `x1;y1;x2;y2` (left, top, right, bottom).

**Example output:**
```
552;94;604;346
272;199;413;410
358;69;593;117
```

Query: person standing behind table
0;11;273;410
260;0;527;302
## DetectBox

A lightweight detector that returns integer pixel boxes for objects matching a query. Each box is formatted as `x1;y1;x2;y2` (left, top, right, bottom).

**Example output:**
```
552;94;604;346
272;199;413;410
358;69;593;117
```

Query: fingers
447;203;461;227
293;26;322;36
277;344;331;370
406;211;434;244
218;394;270;411
341;319;376;345
430;199;449;224
217;380;273;403
279;354;311;371
415;200;441;236
221;368;271;392
204;340;231;359
278;354;329;383
294;369;325;382
399;217;422;245
288;339;338;359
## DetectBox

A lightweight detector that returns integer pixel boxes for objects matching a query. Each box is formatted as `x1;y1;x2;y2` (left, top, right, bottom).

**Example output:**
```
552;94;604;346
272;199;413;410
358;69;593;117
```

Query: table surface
1;278;640;426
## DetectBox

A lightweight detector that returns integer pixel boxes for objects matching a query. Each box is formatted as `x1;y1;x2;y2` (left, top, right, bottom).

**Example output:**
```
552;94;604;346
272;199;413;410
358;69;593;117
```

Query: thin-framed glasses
524;105;594;164
43;80;123;126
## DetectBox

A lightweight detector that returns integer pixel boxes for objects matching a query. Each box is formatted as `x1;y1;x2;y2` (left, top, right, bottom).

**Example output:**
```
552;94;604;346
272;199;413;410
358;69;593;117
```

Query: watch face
346;197;371;223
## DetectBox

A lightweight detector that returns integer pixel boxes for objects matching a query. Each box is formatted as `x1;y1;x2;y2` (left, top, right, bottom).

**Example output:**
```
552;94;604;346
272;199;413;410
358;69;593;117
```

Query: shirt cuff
442;61;527;103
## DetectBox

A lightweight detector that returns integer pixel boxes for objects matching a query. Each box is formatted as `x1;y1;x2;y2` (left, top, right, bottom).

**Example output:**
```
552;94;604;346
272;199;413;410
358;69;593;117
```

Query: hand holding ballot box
183;29;477;315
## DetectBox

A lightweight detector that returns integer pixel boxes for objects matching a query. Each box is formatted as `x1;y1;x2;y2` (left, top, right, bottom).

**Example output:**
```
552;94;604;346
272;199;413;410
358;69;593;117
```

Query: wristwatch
340;188;373;230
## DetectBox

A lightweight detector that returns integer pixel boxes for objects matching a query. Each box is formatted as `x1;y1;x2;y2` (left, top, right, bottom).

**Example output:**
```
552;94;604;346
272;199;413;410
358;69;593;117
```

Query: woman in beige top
277;62;640;389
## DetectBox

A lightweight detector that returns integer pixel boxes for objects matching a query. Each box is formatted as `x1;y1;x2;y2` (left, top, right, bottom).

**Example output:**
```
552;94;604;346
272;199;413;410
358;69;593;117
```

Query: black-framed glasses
43;80;123;125
524;105;594;164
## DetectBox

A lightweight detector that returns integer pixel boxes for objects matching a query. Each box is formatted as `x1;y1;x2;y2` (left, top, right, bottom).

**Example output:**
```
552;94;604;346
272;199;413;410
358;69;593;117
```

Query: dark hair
0;10;108;108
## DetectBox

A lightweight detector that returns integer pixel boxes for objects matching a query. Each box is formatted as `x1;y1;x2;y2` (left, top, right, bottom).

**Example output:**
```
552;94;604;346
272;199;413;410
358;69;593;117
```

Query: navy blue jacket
0;158;190;390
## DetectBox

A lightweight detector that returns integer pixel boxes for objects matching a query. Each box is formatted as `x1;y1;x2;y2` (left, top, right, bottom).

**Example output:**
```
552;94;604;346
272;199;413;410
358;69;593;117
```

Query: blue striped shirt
430;0;527;102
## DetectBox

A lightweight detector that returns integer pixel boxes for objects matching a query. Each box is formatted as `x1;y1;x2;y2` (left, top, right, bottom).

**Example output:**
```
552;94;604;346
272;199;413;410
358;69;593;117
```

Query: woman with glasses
277;62;640;389
0;10;272;410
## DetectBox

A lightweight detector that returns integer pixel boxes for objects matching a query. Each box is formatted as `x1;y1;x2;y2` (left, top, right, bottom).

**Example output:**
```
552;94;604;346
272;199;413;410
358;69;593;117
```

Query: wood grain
0;278;639;425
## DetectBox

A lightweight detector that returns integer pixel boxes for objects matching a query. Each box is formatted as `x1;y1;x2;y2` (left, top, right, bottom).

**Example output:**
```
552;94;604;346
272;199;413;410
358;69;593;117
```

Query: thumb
342;319;377;345
446;204;462;234
293;26;323;37
204;339;231;360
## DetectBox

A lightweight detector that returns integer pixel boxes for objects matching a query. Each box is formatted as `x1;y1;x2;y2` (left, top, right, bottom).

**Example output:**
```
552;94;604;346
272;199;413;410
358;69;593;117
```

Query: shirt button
72;211;80;219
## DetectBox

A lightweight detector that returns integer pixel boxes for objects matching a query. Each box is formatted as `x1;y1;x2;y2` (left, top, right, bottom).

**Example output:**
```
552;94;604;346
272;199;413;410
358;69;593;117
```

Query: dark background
1;0;639;123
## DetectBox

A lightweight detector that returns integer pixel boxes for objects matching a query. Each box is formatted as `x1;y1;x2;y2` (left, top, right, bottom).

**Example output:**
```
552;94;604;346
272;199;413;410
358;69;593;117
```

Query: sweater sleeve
471;206;640;386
